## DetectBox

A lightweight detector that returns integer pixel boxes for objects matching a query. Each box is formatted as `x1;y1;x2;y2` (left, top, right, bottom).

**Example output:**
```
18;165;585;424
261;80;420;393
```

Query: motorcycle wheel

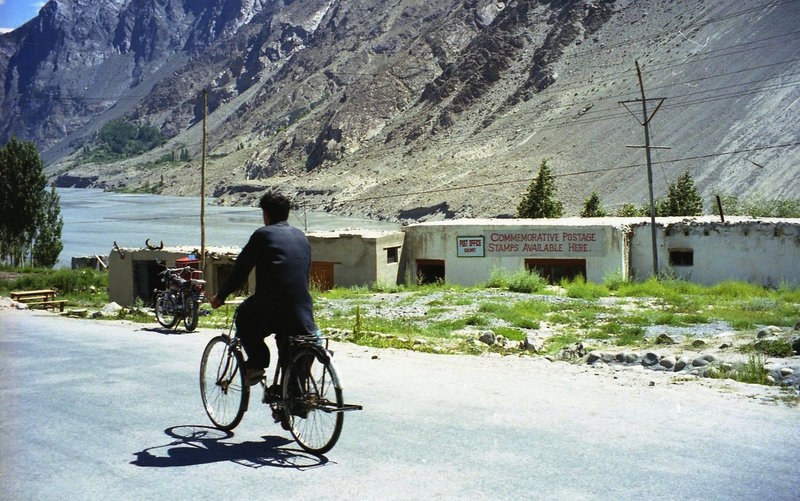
184;300;199;331
155;291;179;328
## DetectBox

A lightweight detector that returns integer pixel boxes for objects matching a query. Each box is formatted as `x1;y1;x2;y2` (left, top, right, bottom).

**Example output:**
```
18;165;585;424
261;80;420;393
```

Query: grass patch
544;332;582;355
562;276;609;300
492;326;526;342
709;354;770;385
486;267;547;293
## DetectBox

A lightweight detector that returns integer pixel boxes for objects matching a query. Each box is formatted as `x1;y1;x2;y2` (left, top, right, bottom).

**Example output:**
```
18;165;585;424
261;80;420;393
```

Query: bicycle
153;261;205;332
199;307;362;454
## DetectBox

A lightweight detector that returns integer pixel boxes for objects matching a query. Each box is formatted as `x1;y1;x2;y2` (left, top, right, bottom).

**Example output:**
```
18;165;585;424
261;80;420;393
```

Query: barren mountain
1;0;798;221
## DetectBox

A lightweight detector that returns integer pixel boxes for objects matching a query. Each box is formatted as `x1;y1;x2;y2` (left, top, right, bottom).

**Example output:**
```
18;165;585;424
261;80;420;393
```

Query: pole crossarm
619;98;666;125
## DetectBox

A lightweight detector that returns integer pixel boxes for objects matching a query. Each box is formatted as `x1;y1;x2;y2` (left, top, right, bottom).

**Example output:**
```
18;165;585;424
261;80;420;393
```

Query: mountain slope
1;0;798;221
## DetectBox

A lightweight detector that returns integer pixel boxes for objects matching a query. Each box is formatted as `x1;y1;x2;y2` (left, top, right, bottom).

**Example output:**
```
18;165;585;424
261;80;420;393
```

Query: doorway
525;258;586;284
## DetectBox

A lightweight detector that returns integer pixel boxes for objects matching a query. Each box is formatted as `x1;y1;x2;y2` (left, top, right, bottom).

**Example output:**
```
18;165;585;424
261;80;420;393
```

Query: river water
57;188;398;268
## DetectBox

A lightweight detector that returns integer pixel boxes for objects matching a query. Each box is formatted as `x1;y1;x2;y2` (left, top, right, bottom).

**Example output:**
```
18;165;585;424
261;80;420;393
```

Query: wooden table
9;289;67;311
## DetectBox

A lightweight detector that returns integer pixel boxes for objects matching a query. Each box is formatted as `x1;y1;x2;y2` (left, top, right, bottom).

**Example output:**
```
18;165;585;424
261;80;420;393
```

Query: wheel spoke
200;336;248;431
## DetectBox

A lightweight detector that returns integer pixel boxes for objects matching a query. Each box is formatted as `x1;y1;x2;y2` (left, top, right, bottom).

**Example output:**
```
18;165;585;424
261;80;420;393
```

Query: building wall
307;230;405;288
630;218;800;286
108;246;241;306
401;219;630;286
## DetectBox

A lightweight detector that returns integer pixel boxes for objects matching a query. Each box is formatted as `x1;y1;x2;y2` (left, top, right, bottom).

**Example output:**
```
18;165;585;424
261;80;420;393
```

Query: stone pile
582;349;799;388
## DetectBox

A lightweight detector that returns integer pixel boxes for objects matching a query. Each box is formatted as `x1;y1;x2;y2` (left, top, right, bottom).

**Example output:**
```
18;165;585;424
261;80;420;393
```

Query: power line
325;142;800;205
59;140;799;225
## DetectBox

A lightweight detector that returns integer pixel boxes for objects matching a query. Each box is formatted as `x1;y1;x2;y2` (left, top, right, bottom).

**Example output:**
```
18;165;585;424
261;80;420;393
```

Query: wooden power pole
620;60;669;278
200;89;207;273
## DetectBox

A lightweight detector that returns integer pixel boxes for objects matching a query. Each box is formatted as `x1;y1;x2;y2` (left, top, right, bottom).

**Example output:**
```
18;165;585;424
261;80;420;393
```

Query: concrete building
400;217;800;287
108;229;406;306
631;217;800;286
108;245;242;306
306;229;405;289
107;217;800;306
400;218;630;286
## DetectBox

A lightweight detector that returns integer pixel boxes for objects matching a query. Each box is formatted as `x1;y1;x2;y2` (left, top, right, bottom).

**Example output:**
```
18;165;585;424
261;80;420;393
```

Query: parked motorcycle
153;261;205;331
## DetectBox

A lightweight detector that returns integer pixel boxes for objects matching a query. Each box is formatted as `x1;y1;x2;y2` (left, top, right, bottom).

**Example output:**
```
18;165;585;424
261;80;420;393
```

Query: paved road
1;309;799;500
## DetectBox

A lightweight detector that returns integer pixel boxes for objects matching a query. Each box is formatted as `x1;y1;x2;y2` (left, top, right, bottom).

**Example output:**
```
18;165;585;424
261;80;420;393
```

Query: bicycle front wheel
282;346;344;454
154;291;179;328
200;335;249;430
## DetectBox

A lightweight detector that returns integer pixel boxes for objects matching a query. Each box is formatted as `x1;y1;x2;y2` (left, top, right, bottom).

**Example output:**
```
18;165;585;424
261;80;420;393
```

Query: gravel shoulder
5;290;797;407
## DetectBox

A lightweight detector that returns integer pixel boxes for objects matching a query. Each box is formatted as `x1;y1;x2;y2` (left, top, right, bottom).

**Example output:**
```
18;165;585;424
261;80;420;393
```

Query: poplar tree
580;191;607;217
517;159;564;219
0;137;63;267
664;170;703;216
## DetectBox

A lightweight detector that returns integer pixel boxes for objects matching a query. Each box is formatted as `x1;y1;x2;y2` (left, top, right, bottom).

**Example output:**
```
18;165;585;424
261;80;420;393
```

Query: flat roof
307;228;404;239
404;216;800;228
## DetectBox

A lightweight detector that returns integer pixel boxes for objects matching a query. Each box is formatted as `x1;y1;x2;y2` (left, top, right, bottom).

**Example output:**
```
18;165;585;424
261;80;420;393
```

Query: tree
0;137;62;267
664;170;703;216
580;191;607;217
616;203;644;217
517;159;564;219
32;186;64;268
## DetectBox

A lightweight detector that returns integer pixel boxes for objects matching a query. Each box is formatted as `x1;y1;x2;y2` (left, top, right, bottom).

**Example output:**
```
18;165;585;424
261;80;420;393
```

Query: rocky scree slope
1;0;798;220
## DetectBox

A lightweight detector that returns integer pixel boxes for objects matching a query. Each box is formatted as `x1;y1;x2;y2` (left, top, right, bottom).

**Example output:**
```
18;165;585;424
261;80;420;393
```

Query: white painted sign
484;229;604;257
457;236;485;257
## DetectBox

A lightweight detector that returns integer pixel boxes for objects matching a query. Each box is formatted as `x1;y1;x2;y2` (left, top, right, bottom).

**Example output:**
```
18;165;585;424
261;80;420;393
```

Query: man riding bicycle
209;192;318;389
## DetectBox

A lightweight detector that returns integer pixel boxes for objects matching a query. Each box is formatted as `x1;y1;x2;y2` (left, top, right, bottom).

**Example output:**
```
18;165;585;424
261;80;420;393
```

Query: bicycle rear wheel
282;346;344;454
200;335;249;430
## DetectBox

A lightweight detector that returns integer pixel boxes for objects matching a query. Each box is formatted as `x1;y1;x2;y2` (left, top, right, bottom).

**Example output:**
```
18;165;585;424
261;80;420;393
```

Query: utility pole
620;60;668;278
200;88;207;274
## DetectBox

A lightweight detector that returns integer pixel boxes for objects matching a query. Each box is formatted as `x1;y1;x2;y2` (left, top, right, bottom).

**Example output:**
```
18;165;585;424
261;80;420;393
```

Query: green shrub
563;276;609;300
603;269;628;290
486;267;510;288
1;267;106;295
507;270;547;293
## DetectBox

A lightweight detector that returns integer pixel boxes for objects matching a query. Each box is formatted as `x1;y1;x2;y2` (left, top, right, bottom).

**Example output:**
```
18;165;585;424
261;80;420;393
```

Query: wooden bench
9;289;67;312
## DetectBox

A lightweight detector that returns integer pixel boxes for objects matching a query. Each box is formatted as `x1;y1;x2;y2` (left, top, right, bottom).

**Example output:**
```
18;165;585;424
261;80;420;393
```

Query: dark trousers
235;296;289;369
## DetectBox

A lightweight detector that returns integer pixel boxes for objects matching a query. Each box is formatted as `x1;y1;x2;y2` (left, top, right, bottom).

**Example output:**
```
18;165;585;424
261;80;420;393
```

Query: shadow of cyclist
131;425;330;469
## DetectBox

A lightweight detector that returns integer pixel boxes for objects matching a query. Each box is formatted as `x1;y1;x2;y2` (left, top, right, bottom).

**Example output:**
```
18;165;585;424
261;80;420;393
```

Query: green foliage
615;203;646;217
714;354;770;385
603;269;628;290
507;269;547;293
580;191;607;217
562;276;609;300
91;119;167;160
712;195;800;218
0;138;63;267
0;266;107;296
32;186;63;268
664;170;703;216
517;159;564;218
484;267;547;293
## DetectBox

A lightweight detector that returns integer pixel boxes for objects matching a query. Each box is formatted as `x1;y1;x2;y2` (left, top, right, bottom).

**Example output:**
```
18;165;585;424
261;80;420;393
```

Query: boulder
523;335;544;353
642;352;659;367
101;302;123;316
477;331;496;346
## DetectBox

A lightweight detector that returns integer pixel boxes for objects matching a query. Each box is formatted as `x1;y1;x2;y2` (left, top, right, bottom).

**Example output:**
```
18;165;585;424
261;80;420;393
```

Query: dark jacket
218;221;316;336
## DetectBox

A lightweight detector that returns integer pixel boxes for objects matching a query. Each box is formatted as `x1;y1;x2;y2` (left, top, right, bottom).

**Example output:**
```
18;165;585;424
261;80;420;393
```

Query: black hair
259;192;291;223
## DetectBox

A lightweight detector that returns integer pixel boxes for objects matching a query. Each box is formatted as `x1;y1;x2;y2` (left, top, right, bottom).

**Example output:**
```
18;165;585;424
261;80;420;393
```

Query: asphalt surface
1;308;799;500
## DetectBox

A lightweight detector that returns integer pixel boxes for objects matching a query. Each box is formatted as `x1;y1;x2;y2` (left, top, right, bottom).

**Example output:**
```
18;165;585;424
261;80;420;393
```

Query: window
416;259;445;285
525;259;586;284
386;246;399;264
669;249;694;266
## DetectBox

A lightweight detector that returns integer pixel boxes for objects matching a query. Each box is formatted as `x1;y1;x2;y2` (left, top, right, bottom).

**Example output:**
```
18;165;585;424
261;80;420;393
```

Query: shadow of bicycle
131;425;330;469
138;326;189;335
